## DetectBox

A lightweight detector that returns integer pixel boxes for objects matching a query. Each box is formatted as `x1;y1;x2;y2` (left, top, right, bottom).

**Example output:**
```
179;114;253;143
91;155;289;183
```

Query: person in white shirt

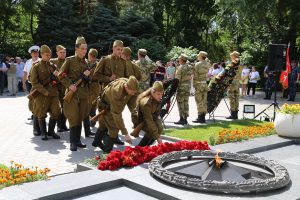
23;45;40;92
247;66;260;96
15;57;25;92
240;65;250;96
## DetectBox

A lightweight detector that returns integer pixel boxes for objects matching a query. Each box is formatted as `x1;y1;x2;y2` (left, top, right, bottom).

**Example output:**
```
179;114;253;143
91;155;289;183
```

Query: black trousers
25;80;32;93
247;82;257;95
0;72;4;94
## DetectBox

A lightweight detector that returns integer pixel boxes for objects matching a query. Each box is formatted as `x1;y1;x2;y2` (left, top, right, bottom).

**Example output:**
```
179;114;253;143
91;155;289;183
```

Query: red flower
61;72;67;78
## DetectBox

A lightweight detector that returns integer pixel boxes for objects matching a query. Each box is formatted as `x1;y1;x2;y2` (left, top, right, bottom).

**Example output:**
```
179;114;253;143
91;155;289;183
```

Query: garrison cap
28;45;40;53
230;51;240;58
178;54;188;61
40;45;51;54
152;81;164;93
126;76;139;91
76;36;87;45
198;51;208;57
88;48;98;58
122;47;132;56
138;49;147;56
113;40;124;47
56;45;66;52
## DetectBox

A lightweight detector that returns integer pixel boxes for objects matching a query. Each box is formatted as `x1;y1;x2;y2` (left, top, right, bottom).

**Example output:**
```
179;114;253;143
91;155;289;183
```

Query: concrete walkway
0;90;297;175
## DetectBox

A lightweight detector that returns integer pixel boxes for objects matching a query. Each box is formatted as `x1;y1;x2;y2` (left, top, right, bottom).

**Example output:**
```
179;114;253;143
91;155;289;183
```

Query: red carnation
61;72;67;78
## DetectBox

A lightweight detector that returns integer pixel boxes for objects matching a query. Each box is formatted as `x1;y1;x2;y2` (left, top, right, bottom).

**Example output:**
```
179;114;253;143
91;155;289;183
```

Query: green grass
163;119;267;144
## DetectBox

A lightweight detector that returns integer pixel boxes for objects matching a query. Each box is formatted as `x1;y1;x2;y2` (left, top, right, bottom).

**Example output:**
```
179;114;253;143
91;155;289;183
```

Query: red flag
279;44;291;89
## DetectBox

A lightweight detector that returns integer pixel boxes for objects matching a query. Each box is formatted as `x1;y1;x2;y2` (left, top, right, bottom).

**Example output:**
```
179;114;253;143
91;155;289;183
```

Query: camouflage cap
40;45;51;54
122;47;132;56
126;76;139;91
138;49;147;56
230;51;240;58
76;36;87;45
198;51;208;57
56;45;66;52
88;48;98;58
113;40;124;47
152;81;164;93
178;54;188;61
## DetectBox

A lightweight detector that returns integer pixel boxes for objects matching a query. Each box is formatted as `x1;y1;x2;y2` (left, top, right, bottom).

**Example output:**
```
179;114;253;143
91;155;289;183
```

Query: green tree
131;38;167;61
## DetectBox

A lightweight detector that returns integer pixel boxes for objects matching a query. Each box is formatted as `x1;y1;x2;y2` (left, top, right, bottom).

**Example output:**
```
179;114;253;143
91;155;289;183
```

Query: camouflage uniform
135;58;157;92
228;65;243;116
175;63;192;122
193;60;210;122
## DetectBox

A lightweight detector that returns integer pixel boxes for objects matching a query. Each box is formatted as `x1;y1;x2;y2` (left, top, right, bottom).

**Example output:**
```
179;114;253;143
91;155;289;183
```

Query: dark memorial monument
149;150;290;194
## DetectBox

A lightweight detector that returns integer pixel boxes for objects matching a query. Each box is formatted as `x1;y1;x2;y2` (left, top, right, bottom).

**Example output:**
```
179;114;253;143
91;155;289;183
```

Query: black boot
226;111;234;119
90;110;96;127
33;115;41;136
182;117;188;125
83;117;95;137
27;114;33;120
199;114;206;123
102;136;114;153
114;136;124;145
70;126;77;151
232;111;238;120
48;118;60;139
38;118;48;140
174;117;184;125
92;129;106;149
57;114;64;132
76;125;86;148
138;135;155;147
61;114;69;131
192;115;202;123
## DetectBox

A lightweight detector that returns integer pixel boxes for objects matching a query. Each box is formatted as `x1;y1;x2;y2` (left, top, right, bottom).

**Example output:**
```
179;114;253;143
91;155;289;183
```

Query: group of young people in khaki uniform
28;37;165;152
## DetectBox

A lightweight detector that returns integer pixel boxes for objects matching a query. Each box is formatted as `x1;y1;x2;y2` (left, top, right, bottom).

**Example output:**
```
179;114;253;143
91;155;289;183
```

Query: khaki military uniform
175;63;192;118
50;58;65;106
30;61;60;119
228;65;243;111
98;78;133;138
58;55;89;127
133;94;163;140
88;61;99;112
193;60;211;114
94;54;126;87
135;58;157;92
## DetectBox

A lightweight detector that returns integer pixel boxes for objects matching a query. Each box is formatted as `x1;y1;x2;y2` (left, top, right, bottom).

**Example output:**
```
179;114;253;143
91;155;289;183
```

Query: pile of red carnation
98;140;210;171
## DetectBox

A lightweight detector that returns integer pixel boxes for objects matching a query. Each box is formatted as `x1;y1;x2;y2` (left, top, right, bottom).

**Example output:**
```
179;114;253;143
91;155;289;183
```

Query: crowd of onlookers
0;56;26;96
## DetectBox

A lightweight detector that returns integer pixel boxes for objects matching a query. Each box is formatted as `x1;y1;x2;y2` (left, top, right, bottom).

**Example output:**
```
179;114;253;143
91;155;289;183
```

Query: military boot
192;115;202;123
76;125;86;148
92;129;106;149
83;117;95;137
138;135;155;147
102;136;114;153
57;114;64;132
48;118;60;139
33;115;41;136
199;114;206;123
174;117;184;125
232;111;238;120
226;111;234;119
114;136;124;145
182;117;188;125
70;126;77;151
38;118;48;140
61;113;69;131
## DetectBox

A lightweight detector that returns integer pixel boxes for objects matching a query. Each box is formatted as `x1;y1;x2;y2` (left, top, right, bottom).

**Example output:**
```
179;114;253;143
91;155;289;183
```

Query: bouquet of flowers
279;103;300;115
98;141;210;171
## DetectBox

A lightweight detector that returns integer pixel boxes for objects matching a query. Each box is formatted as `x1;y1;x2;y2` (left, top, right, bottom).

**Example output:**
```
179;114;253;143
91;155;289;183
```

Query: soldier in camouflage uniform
50;45;69;132
122;47;142;121
30;45;61;140
132;81;164;146
135;49;157;92
174;54;193;125
93;40;126;145
227;51;242;120
58;36;90;151
192;51;211;123
83;48;99;137
92;76;138;153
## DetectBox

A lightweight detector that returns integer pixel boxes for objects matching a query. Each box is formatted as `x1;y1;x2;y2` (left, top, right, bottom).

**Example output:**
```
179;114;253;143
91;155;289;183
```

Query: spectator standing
15;57;24;92
7;58;17;96
23;45;40;93
287;60;300;101
166;61;176;80
154;61;166;82
240;65;250;96
247;66;260;96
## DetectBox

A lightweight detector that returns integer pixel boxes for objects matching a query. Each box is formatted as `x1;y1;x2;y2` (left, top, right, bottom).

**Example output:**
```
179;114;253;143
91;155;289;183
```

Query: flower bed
0;162;50;189
97;141;210;171
216;123;275;144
